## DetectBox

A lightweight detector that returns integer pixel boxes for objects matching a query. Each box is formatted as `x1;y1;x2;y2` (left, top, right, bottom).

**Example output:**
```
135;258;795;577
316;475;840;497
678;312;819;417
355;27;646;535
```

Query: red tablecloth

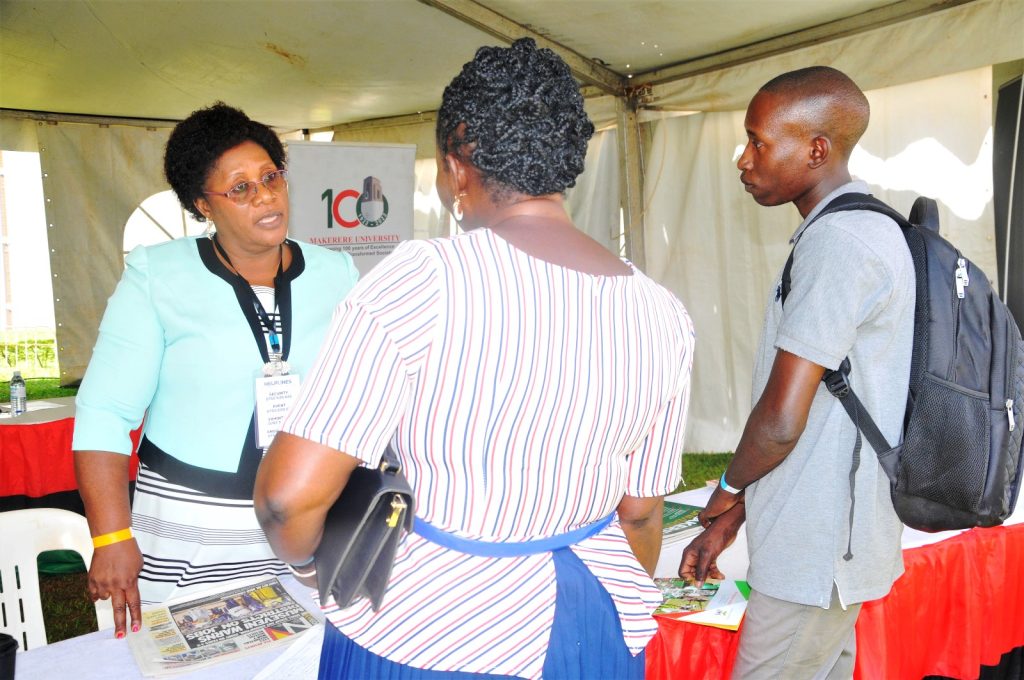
855;523;1024;679
646;523;1024;679
647;608;741;679
0;417;140;498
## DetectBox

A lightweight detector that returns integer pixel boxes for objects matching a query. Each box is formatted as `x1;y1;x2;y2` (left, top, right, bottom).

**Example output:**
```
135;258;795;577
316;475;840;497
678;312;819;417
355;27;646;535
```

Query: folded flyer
653;578;750;631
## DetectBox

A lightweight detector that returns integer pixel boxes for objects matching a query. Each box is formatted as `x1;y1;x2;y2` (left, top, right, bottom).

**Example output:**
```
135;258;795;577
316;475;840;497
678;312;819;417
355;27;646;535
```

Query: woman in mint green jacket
73;103;358;639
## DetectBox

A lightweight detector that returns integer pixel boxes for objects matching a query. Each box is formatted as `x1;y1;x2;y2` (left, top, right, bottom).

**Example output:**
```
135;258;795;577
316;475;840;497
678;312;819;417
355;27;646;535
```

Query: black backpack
782;192;1024;533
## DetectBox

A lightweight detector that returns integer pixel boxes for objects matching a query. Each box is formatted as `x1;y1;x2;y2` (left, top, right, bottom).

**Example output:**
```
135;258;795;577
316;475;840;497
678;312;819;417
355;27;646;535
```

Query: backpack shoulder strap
778;191;898;465
823;363;897;479
780;192;911;306
813;192;912;230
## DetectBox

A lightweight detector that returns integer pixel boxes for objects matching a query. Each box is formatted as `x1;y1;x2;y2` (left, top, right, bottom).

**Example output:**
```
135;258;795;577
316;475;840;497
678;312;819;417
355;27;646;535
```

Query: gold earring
452;194;465;222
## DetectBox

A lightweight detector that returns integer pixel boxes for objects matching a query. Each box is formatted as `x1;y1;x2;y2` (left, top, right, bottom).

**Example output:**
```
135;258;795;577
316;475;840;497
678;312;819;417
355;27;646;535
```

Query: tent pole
616;97;645;269
1003;75;1022;306
417;0;624;96
631;0;977;87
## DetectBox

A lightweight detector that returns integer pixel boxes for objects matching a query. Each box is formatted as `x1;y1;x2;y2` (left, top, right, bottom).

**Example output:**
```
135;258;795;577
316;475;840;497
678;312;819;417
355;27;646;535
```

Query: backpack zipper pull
955;258;969;299
1008;399;1016;432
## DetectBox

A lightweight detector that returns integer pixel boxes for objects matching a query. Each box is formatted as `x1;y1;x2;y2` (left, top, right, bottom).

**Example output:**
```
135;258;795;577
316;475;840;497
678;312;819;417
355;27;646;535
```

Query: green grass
0;377;78;402
39;570;96;644
675;452;733;494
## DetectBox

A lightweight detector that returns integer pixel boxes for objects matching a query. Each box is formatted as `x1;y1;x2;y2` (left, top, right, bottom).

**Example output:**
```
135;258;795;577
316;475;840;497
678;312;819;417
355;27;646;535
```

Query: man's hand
88;539;144;638
698;485;741;527
679;500;745;586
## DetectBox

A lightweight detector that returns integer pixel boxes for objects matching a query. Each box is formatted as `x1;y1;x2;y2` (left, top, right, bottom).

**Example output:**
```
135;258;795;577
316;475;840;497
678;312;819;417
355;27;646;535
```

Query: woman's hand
616;495;664;576
74;449;140;638
254;432;361;565
88;539;144;637
291;570;319;590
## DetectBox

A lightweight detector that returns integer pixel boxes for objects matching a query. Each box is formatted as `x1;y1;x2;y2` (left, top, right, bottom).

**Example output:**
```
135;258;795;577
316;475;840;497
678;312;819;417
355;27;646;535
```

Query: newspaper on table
127;576;320;677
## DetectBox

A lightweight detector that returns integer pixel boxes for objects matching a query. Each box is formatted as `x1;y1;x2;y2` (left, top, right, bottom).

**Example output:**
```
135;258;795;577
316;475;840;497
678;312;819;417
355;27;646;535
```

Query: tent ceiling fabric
0;0;955;131
480;0;896;76
0;0;494;130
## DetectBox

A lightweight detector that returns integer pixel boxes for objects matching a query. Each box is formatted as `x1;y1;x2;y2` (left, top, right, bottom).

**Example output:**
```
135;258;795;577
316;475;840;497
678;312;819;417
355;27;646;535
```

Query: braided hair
437;38;595;199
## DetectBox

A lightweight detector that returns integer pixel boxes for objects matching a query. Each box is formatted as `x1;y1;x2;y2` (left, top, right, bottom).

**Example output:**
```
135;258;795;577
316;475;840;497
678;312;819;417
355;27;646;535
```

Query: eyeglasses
203;169;288;204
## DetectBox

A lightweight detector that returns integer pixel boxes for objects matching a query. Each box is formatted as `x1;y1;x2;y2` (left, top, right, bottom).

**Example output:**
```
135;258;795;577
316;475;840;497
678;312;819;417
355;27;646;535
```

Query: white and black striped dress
73;237;359;607
133;286;286;604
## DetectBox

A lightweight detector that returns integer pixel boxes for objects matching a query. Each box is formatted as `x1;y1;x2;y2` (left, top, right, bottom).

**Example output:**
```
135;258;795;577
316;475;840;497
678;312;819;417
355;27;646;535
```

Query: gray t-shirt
745;180;915;608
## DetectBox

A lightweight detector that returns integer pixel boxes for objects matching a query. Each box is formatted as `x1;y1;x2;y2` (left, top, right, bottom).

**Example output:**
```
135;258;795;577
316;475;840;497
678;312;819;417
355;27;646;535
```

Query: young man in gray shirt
679;66;914;678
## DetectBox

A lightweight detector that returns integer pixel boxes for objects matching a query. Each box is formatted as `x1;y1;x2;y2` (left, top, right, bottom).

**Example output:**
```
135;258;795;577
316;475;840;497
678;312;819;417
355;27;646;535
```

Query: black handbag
314;445;414;611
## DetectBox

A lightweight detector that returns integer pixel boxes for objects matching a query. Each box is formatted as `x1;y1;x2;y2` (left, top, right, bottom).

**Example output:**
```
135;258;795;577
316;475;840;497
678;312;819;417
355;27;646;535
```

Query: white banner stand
286;141;416;276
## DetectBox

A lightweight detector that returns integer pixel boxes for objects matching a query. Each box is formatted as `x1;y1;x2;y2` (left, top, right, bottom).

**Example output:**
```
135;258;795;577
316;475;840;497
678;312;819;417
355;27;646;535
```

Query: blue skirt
318;547;646;679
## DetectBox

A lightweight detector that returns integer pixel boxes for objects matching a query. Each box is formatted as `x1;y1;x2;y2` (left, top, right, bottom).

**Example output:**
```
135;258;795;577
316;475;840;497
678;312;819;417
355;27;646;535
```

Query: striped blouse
282;227;695;679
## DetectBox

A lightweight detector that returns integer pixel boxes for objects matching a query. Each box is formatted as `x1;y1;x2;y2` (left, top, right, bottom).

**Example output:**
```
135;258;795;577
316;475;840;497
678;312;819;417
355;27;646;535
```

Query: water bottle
9;371;26;417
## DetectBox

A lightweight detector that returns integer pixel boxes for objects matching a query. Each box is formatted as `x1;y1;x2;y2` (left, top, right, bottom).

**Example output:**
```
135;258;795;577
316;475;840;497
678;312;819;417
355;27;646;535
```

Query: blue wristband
719;472;742;494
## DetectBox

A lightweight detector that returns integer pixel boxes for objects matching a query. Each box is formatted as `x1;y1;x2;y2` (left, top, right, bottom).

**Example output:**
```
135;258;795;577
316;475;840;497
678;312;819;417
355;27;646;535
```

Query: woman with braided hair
255;38;695;679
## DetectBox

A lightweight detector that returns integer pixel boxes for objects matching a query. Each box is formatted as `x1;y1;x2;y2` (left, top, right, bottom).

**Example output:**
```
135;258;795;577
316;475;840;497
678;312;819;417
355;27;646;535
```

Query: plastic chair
0;508;114;651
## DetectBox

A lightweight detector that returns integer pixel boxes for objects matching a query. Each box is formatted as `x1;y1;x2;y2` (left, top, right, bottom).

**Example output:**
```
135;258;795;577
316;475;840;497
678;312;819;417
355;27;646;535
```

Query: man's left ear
809;136;830;169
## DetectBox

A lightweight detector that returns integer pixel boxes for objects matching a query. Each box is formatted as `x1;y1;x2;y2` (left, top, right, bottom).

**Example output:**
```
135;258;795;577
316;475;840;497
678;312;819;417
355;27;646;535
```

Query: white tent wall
644;0;1022;113
334;123;623;249
332;117;439;161
853;68;996;275
36;122;171;384
646;67;995;451
412;158;450;241
0;117;39;154
565;129;622;255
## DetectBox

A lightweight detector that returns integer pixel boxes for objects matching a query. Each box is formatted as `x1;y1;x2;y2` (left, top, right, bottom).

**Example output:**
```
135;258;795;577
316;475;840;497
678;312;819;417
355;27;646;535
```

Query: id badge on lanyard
252;325;300;451
216;237;300;451
255;362;300;450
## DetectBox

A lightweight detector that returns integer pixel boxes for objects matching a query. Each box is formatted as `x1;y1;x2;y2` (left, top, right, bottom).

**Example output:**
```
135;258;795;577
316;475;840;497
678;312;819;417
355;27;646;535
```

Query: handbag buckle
386;495;407;528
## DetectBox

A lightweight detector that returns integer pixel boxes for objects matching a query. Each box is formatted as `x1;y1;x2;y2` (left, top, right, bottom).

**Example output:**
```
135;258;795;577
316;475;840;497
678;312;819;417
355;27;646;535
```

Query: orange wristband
92;528;133;548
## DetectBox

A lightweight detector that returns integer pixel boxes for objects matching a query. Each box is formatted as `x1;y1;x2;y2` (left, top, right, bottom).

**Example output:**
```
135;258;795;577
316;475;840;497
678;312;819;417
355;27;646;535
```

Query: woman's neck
476;194;632;277
479;194;571;232
213;235;286;287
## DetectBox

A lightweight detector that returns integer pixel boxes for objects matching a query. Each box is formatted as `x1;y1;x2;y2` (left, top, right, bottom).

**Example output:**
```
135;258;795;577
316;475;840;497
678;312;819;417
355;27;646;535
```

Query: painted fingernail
132;622;140;633
116;631;125;639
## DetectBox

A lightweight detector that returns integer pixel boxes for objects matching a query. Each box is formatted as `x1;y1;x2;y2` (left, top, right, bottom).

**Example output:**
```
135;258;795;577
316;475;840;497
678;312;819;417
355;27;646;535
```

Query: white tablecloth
17;487;1024;678
654;484;1024;579
0;396;75;425
14;575;323;680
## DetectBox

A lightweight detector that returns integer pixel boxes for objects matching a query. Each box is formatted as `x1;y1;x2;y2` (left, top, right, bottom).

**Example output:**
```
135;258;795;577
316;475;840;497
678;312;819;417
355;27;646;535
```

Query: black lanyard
213;235;290;365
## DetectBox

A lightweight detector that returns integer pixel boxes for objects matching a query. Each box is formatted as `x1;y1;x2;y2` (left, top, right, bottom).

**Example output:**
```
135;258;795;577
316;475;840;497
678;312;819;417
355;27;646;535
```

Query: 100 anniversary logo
320;175;389;228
